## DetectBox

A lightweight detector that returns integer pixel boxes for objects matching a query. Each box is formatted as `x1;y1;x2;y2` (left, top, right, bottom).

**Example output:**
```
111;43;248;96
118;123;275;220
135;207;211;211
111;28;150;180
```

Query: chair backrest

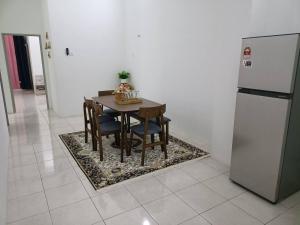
92;102;104;137
98;90;114;97
138;104;166;125
83;97;94;129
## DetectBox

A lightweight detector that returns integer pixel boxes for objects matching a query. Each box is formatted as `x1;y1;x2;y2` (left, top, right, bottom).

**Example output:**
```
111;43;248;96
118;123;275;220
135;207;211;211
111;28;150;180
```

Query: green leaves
118;70;130;79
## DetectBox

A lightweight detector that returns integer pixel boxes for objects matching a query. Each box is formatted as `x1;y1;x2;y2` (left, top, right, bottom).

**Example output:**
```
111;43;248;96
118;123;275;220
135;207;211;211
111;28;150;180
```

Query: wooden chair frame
83;97;96;150
129;104;167;166
92;102;121;161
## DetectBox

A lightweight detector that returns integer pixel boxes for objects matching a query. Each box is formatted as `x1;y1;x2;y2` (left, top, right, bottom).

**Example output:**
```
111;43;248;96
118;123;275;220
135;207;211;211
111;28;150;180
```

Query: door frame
0;71;9;125
1;33;50;118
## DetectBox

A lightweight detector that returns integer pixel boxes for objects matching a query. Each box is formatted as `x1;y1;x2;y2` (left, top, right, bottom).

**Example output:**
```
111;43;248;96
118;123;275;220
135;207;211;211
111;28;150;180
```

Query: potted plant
118;71;130;83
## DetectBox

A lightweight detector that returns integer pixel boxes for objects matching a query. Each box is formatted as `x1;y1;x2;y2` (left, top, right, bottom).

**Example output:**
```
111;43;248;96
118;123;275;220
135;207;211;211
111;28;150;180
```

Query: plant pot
120;79;128;84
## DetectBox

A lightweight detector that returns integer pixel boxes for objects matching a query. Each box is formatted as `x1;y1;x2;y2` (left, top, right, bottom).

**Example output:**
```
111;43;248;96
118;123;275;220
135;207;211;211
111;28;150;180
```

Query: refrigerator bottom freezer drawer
230;92;291;202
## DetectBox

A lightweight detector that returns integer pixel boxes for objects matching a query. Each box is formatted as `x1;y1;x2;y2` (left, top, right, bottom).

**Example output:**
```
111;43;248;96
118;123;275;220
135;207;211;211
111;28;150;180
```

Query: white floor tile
7;212;52;225
201;158;229;173
176;183;226;213
38;157;72;177
156;168;198;192
267;204;300;225
125;176;171;204
41;168;79;189
203;174;245;199
33;140;61;152
105;207;158;225
202;202;264;225
8;154;37;168
144;194;197;225
45;181;89;209
7;193;48;223
50;199;102;225
8;164;40;182
8;178;44;200
81;178;124;198
8;144;35;158
181;161;222;181
92;222;105;225
180;215;211;225
230;192;286;223
92;187;139;219
35;148;66;162
280;191;300;209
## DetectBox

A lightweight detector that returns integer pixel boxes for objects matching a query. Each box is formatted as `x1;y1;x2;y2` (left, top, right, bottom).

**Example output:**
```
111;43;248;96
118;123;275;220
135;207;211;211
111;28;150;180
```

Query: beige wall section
0;0;52;113
45;0;126;116
124;0;252;164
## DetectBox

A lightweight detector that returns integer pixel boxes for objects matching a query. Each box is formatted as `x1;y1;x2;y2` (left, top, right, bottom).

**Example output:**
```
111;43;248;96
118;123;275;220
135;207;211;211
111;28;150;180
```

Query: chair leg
92;135;96;151
98;137;104;161
127;114;131;132
141;136;146;166
163;139;167;159
114;133;120;147
159;132;164;152
166;122;169;145
159;132;167;159
129;131;134;156
151;134;155;149
84;127;88;143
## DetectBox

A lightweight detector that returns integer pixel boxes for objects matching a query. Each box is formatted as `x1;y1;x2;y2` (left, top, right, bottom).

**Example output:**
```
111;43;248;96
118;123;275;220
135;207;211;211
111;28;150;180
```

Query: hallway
6;91;300;225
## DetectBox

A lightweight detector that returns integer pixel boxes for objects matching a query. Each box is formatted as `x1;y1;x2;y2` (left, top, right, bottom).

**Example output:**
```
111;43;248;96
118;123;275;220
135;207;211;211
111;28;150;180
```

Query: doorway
2;34;49;118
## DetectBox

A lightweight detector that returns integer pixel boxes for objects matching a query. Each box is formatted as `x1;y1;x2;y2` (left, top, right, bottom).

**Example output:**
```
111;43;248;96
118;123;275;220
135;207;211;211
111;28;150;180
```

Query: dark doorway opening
13;35;34;90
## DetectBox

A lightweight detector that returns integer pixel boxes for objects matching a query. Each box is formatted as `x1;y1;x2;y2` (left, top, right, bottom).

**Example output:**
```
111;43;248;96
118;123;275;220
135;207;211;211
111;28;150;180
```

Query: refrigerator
230;33;300;203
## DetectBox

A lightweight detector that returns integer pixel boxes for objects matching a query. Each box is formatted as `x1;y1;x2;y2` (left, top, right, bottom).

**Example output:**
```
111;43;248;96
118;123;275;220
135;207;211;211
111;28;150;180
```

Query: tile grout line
265;202;300;225
33;147;55;225
68;147;106;224
229;198;281;225
123;184;161;225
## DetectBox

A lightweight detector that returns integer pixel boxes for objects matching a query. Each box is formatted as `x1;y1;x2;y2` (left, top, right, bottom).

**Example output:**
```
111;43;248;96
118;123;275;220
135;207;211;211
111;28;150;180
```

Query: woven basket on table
114;93;125;102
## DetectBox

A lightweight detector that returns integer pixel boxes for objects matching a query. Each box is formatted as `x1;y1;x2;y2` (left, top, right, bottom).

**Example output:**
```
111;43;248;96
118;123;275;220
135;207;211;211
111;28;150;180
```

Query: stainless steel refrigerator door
238;34;300;93
230;93;291;202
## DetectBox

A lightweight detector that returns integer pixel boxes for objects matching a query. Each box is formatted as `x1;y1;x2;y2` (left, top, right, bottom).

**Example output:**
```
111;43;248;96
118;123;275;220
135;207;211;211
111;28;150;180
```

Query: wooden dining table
92;95;161;162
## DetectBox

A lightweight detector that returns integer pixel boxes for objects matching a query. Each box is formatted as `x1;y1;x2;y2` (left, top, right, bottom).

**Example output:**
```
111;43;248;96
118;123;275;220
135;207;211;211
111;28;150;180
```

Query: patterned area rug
59;131;209;190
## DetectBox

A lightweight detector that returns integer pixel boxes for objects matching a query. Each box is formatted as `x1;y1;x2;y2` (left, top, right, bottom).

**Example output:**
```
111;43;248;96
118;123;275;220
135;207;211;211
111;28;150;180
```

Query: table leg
120;112;125;162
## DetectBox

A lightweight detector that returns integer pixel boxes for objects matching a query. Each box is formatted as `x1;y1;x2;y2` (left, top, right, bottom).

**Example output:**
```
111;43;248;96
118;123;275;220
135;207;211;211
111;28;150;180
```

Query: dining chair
129;104;167;166
83;97;96;150
98;90;121;118
130;112;171;145
84;97;116;150
92;102;122;161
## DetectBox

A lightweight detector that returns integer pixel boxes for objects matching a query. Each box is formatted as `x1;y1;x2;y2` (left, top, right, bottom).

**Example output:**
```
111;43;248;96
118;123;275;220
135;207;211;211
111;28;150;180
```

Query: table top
92;95;162;112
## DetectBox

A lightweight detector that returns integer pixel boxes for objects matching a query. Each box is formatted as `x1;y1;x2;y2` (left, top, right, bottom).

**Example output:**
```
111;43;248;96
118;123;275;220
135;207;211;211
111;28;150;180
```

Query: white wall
45;0;126;116
0;0;49;113
125;0;251;164
28;36;44;79
250;0;300;36
0;84;9;225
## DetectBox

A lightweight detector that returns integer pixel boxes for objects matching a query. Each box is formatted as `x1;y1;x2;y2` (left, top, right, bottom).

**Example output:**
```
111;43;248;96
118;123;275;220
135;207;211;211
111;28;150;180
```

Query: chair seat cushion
99;115;115;123
103;108;120;117
100;121;121;134
131;122;161;135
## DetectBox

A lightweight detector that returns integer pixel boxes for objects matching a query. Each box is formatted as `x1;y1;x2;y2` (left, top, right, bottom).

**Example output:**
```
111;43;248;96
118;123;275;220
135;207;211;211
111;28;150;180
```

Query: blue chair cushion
100;121;121;134
103;108;120;117
99;115;115;123
131;122;161;135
